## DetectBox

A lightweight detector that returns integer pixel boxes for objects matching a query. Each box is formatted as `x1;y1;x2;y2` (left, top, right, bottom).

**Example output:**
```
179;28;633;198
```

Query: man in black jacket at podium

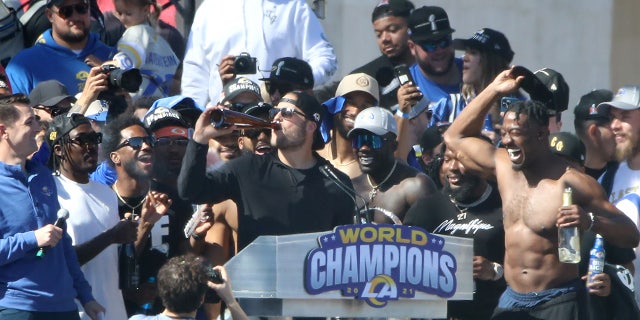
178;91;354;251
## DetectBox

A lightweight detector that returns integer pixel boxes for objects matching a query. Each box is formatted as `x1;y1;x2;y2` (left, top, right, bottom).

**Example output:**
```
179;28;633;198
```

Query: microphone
36;208;69;258
320;165;371;224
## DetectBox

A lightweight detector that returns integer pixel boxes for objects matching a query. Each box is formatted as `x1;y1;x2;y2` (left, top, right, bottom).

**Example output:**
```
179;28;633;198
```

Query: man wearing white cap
320;73;379;178
599;85;640;305
349;107;435;223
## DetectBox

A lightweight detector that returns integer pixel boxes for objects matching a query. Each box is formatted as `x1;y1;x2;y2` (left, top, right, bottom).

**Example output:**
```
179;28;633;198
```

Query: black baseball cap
46;113;91;147
259;57;314;89
29;80;76;107
549;132;585;165
534;68;570;113
510;66;554;111
221;77;262;104
408;6;455;42
453;28;514;63
573;89;613;122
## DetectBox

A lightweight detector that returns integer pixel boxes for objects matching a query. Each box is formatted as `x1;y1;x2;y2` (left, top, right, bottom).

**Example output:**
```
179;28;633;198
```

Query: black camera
101;64;143;93
204;268;223;303
233;52;257;75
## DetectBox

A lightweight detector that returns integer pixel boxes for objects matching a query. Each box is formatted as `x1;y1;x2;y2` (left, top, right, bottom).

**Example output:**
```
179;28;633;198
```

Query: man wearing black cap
397;5;462;126
29;80;76;122
259;57;315;105
6;0;115;95
534;68;570;133
179;91;353;252
47;113;138;320
573;89;616;180
0;94;105;320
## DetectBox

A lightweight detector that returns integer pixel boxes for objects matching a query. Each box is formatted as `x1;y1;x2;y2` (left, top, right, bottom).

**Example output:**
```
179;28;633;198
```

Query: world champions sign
304;224;458;308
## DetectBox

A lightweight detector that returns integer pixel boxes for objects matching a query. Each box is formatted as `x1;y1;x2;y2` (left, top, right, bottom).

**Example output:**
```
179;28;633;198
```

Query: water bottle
588;234;605;284
482;114;493;132
119;212;139;289
558;188;581;263
138;277;156;315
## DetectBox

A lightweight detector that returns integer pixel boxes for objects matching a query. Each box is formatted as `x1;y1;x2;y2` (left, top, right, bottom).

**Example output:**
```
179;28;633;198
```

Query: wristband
191;233;203;241
395;109;410;119
492;262;504;281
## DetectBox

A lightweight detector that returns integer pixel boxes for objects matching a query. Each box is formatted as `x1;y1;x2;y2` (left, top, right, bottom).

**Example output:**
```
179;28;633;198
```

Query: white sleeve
114;26;149;69
293;0;337;87
616;198;640;227
181;7;211;107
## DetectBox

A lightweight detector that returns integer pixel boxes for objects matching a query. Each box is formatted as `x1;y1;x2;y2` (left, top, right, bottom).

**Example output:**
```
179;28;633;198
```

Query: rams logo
360;274;398;307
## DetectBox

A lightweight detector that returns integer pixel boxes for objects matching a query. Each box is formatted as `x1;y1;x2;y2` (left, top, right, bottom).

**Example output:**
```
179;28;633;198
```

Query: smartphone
394;64;414;86
500;97;520;113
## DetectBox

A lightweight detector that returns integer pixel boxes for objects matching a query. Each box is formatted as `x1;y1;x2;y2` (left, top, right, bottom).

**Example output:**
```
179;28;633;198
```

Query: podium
225;225;474;318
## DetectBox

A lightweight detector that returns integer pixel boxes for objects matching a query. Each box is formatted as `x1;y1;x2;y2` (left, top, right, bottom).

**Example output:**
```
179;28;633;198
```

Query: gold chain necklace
113;181;147;216
367;160;398;201
335;159;357;167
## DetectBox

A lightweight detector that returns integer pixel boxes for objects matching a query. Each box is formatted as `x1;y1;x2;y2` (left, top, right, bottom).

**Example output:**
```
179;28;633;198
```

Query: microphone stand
320;165;370;224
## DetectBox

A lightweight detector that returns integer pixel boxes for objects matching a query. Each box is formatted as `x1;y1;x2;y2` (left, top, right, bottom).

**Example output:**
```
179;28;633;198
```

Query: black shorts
491;289;589;320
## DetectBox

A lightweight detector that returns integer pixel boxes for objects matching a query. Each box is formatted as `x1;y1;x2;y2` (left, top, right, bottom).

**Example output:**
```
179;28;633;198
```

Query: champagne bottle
588;234;605;284
119;212;139;289
558;188;581;263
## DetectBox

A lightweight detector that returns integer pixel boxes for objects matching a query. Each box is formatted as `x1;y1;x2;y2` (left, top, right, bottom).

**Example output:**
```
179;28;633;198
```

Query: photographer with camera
129;254;248;320
182;0;337;108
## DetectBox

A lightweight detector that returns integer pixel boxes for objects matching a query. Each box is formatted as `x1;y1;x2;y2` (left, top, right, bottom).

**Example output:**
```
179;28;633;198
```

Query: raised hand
140;191;172;226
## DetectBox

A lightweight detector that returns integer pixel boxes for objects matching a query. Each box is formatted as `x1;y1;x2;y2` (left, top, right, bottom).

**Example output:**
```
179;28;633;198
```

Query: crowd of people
0;0;639;319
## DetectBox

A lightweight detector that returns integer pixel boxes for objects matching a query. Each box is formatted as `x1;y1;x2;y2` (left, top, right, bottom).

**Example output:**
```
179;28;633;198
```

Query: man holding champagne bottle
178;91;354;252
444;67;639;319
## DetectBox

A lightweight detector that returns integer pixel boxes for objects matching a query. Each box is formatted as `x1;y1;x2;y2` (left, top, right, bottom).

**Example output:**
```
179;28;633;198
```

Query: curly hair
101;113;150;166
505;100;549;128
157;254;209;313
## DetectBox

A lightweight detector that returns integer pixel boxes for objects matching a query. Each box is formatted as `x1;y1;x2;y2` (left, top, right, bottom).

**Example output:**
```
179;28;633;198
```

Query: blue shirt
6;29;116;95
408;58;463;127
0;160;94;311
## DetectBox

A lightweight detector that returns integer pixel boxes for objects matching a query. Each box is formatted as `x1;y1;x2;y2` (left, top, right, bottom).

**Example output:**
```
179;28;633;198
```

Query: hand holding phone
394;64;414;86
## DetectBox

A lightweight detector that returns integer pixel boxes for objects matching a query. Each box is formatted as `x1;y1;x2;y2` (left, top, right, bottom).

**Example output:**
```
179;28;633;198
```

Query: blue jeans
0;308;80;320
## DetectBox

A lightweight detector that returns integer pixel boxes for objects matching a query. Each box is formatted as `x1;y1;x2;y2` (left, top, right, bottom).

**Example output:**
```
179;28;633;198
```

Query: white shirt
114;23;179;98
181;0;337;106
608;161;640;204
55;174;128;320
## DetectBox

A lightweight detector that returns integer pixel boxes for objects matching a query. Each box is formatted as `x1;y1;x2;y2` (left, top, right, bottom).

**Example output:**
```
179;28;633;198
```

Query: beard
421;55;454;77
616;132;640;162
57;27;89;44
123;157;150;180
274;124;306;151
444;174;483;204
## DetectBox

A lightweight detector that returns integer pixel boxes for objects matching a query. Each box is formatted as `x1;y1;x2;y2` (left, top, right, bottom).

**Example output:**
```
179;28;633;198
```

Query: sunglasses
68;132;102;146
53;3;89;19
115;136;156;150
420;36;452;53
268;107;307;121
242;128;271;139
155;137;189;147
265;81;296;95
34;106;70;117
351;133;392;150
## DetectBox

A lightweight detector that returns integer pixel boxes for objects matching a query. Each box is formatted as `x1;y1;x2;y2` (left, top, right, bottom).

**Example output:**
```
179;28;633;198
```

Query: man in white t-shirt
46;113;138;320
181;0;337;107
600;85;640;304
